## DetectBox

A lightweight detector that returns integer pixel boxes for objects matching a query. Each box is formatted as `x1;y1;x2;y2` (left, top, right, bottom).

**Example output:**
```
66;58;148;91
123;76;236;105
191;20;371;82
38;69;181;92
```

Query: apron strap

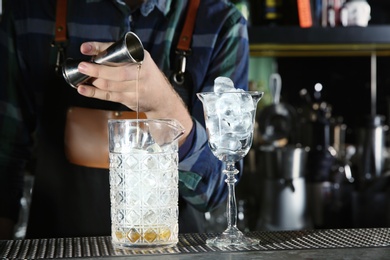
52;0;68;74
172;0;200;86
177;0;200;52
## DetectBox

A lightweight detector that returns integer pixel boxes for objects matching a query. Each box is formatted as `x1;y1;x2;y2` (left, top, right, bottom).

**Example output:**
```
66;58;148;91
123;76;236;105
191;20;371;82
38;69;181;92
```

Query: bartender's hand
76;41;193;145
0;217;15;240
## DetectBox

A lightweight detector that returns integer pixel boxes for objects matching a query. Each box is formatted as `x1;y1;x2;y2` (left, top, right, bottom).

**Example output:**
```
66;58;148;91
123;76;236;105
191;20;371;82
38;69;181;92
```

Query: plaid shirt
0;0;249;226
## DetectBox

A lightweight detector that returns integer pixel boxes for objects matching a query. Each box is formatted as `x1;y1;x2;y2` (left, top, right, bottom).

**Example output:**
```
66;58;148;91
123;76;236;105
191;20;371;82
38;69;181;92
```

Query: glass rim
107;118;180;123
197;90;264;95
107;118;185;135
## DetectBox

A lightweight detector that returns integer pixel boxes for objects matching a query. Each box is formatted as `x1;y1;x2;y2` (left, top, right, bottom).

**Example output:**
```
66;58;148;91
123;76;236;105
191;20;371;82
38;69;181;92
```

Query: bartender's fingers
80;42;114;56
77;62;139;82
91;77;138;92
77;84;138;106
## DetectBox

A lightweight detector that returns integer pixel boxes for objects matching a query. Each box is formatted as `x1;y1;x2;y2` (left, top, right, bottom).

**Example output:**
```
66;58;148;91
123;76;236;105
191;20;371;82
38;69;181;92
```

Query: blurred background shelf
249;25;390;56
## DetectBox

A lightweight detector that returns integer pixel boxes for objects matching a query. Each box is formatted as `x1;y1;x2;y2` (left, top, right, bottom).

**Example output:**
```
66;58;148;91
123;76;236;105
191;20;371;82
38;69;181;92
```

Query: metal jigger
62;32;144;88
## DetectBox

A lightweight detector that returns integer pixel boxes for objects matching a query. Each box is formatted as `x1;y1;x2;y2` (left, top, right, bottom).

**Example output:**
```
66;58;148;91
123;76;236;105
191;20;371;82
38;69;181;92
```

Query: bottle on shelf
248;0;284;26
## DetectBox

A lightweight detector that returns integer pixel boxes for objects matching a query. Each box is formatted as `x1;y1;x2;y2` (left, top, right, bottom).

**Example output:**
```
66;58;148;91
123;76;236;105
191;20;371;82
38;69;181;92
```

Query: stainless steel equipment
355;115;388;184
256;145;312;231
62;32;144;88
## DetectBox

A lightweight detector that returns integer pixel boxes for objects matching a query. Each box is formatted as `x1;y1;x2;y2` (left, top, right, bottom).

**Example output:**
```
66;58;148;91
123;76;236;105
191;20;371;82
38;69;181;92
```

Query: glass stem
224;162;239;231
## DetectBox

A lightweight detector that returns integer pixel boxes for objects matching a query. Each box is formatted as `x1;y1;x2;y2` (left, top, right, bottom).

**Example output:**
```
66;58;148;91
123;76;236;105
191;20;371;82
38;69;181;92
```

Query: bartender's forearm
0;217;15;240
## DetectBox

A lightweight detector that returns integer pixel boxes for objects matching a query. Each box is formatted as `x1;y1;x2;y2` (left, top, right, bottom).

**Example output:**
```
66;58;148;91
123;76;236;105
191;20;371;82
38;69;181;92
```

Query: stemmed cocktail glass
197;89;263;247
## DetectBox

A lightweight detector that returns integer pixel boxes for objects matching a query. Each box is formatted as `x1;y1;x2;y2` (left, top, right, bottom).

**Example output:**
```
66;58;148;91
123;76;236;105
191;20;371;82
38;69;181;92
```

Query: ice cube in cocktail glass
197;89;263;248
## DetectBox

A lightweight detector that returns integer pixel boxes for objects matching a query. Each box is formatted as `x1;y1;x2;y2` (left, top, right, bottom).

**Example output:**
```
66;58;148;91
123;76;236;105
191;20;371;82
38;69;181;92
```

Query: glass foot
206;227;259;248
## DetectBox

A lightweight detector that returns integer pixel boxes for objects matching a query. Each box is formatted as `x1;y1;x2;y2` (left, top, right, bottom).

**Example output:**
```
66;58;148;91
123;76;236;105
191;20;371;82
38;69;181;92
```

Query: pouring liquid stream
136;64;141;146
136;64;141;120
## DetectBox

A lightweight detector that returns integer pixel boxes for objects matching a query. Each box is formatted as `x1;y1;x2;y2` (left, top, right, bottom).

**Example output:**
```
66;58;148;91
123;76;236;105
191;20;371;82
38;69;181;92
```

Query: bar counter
1;228;390;259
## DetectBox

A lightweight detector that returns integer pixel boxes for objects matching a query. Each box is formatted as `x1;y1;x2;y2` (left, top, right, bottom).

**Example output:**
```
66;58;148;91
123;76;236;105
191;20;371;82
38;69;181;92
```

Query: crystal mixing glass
108;119;184;248
197;77;263;247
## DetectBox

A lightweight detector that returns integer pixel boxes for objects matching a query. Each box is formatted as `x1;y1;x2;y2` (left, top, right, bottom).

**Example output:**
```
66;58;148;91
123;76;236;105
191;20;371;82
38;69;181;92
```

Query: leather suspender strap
173;0;200;86
54;0;68;44
52;0;68;73
177;0;200;52
55;0;68;43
